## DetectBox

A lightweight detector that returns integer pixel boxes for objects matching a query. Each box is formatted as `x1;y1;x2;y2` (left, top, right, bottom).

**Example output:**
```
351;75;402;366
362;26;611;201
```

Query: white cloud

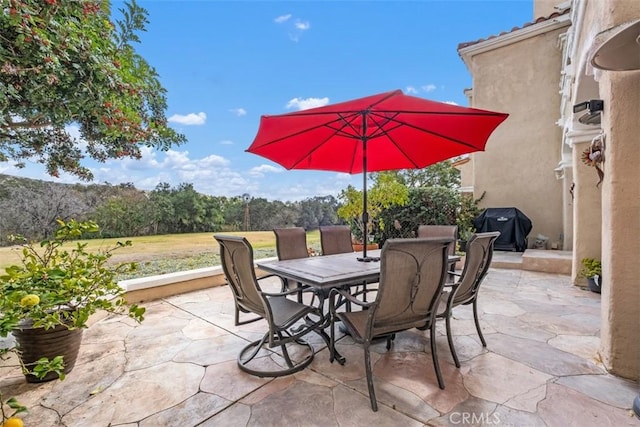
444;101;459;105
220;140;234;145
168;112;206;125
422;84;437;93
229;108;246;117
405;86;418;94
286;97;330;111
88;148;250;196
274;14;291;24
275;14;310;42
295;20;310;30
249;164;283;177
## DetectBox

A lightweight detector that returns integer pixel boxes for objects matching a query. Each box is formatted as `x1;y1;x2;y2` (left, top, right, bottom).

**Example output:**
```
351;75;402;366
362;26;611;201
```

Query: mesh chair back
371;238;451;336
274;227;309;260
215;235;266;318
320;225;354;255
417;225;458;256
453;232;500;304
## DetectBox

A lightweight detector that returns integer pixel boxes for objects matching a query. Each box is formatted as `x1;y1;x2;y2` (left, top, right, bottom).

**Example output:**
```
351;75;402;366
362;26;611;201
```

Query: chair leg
364;343;378;411
329;313;336;363
472;299;486;347
238;332;315;378
430;322;445;390
445;313;461;368
385;333;396;351
277;331;295;368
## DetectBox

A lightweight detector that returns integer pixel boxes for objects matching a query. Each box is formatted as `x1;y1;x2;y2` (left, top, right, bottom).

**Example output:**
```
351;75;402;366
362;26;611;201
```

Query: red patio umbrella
247;89;508;261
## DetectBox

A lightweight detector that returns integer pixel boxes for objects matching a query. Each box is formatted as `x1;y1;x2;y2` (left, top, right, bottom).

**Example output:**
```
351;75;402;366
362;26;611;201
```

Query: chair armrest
328;288;374;314
257;273;288;288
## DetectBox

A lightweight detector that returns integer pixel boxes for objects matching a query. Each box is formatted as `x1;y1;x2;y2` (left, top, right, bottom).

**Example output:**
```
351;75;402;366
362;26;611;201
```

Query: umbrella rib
286;112;362;172
251;112;362;149
368;111;487;150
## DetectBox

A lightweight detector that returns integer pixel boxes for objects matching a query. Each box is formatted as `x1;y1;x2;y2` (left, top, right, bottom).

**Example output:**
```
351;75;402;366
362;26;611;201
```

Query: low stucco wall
121;258;279;303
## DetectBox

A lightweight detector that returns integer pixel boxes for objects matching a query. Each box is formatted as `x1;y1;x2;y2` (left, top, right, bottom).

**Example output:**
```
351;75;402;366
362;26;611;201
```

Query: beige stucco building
457;0;638;381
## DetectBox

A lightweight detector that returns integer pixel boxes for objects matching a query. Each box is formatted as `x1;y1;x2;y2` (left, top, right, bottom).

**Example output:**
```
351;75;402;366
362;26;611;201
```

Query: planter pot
352;243;379;252
13;322;83;383
587;275;602;294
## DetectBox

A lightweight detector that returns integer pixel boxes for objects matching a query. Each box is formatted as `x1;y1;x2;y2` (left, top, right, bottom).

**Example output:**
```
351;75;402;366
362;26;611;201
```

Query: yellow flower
20;294;40;307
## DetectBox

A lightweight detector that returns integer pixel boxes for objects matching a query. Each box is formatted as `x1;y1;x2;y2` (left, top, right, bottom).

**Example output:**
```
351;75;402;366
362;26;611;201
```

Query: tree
0;0;186;180
298;195;339;229
337;172;409;242
378;186;461;242
395;160;461;188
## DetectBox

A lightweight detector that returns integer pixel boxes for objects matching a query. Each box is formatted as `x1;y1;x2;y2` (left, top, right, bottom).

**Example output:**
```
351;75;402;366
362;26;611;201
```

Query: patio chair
215;234;322;377
319;225;354;255
417;224;458;281
437;231;500;368
319;225;370;307
329;237;452;411
273;227;310;303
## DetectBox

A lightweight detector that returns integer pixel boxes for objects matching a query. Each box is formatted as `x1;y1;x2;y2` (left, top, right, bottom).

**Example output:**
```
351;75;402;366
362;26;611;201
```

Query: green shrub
578;258;602;278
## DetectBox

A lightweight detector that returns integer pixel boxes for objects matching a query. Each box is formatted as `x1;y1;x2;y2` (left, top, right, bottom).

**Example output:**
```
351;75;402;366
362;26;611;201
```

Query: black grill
473;207;532;252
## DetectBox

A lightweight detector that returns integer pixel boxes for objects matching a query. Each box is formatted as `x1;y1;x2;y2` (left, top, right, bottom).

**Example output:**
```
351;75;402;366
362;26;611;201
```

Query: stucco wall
573;0;640;381
465;29;566;249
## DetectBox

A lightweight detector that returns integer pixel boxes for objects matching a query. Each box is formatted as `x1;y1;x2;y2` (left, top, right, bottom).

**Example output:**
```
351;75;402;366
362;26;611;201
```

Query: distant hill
0;174;144;244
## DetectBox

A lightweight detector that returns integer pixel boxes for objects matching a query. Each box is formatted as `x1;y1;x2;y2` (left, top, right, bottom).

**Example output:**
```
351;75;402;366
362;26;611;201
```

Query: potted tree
578;258;602;294
0;219;145;425
337;173;409;249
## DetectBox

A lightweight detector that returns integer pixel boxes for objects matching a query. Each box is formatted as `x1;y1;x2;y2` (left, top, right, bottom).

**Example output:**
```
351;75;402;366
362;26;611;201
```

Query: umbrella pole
357;113;379;262
362;158;368;260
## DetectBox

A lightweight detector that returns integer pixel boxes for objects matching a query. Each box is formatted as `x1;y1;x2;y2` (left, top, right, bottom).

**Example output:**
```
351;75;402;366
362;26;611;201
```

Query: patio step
489;249;572;274
491;251;524;269
522;249;572;274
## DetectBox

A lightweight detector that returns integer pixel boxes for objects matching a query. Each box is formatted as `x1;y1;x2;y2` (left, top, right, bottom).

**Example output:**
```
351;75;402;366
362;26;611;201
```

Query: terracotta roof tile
457;8;571;50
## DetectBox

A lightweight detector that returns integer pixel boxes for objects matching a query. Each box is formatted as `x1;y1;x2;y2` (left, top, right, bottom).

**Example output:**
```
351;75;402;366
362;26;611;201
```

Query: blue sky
3;0;533;201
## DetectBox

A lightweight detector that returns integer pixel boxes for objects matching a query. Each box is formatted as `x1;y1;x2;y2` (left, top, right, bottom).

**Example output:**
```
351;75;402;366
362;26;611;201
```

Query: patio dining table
255;250;460;364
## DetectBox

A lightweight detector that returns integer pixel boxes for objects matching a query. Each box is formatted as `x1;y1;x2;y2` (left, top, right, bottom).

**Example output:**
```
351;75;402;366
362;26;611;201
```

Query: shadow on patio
2;267;637;426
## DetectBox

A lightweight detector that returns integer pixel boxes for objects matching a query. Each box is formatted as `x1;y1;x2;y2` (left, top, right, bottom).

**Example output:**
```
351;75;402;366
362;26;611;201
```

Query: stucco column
598;71;640;381
568;129;603;284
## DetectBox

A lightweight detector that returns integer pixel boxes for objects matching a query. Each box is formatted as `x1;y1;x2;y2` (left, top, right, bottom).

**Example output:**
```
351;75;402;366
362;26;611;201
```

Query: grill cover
473;207;532;252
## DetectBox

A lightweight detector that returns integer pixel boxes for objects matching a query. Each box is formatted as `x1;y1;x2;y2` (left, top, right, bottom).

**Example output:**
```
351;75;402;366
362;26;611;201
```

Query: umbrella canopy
247;89;509;260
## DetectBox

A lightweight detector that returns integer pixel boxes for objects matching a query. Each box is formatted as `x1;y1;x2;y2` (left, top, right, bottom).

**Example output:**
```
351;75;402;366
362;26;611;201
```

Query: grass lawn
0;230;322;280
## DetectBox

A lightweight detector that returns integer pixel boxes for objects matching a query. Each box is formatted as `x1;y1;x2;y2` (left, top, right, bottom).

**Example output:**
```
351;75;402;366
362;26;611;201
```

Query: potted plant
0;219;145;425
578;258;602;293
457;228;474;253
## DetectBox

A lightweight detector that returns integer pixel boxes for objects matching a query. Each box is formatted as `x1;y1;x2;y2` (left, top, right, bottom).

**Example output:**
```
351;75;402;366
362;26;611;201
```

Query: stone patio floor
2;267;638;426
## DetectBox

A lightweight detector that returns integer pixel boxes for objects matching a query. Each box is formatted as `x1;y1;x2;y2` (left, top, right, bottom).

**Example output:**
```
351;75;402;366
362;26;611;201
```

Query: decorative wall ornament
581;133;605;187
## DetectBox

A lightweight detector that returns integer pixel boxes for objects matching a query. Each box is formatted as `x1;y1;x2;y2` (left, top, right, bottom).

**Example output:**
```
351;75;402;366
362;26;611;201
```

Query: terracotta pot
352;243;379;251
13;322;83;383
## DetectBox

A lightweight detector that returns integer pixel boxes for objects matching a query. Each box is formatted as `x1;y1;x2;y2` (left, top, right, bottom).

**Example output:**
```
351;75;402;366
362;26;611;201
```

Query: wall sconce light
573;99;603;125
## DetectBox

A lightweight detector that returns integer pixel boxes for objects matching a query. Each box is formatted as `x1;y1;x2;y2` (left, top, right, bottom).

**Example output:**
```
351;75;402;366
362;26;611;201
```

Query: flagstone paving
2;268;638;426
